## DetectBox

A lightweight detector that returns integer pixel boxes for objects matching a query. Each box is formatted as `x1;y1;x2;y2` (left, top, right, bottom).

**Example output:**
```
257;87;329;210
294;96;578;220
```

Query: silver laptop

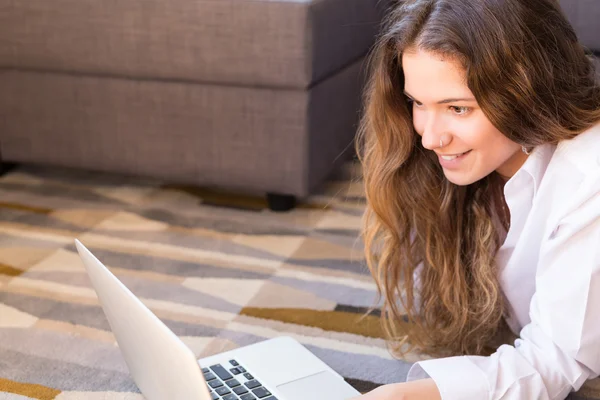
75;239;361;400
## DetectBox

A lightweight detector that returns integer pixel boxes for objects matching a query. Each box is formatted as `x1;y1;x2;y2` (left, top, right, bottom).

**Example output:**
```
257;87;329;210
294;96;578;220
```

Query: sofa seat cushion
560;0;600;52
0;0;388;89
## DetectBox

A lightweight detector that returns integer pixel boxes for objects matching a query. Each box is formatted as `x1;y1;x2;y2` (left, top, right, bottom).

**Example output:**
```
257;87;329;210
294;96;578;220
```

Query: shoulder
553;122;600;175
541;123;600;223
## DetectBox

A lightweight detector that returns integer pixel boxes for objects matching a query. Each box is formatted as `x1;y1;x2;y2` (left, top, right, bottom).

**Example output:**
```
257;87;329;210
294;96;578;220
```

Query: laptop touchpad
276;370;360;400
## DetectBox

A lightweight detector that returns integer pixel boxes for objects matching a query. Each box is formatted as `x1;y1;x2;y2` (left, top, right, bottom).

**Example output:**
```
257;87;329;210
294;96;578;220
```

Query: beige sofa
0;0;390;210
560;0;600;76
1;0;596;212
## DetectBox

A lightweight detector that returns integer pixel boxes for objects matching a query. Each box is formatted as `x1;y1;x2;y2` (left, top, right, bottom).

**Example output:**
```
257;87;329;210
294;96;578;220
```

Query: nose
420;112;445;151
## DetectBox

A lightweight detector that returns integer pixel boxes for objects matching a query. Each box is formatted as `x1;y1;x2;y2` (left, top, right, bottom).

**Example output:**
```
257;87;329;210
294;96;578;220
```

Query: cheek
468;127;519;168
459;119;503;148
412;109;425;135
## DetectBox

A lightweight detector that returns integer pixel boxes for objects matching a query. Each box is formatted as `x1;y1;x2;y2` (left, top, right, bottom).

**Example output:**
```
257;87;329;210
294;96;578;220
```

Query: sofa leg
0;162;17;176
266;193;296;212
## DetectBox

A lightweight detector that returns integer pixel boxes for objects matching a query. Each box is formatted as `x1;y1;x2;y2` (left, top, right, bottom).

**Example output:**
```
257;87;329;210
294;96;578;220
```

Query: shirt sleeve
406;192;600;400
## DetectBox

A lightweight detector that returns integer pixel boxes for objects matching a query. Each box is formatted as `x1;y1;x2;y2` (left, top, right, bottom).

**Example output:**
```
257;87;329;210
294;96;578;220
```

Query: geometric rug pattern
0;164;598;400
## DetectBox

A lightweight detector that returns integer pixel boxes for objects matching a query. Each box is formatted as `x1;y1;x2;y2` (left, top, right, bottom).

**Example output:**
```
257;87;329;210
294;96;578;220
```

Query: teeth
441;155;459;161
441;151;468;161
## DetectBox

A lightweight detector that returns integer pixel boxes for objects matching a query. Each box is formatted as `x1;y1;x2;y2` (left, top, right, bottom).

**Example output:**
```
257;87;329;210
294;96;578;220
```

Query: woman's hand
350;383;408;400
349;379;441;400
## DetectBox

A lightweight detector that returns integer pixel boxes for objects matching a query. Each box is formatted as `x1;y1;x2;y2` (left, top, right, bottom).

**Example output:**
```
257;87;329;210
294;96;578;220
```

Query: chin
443;171;480;186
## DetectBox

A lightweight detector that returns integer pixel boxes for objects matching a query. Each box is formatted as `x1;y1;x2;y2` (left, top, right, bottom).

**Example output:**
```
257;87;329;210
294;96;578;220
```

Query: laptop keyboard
203;359;278;400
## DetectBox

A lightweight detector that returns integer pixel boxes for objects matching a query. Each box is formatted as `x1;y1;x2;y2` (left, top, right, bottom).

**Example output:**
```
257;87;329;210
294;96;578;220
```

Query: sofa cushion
0;0;388;89
559;0;600;52
0;58;365;196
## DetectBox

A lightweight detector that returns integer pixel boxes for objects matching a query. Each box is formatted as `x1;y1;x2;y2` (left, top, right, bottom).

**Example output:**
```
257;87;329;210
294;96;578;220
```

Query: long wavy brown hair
358;0;600;357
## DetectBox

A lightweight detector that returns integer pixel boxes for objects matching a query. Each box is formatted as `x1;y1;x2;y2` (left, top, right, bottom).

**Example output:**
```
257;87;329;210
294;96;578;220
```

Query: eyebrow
403;90;475;104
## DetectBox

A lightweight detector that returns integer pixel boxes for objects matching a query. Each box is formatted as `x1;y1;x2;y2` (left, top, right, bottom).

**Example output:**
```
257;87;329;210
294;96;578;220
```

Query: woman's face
402;48;528;185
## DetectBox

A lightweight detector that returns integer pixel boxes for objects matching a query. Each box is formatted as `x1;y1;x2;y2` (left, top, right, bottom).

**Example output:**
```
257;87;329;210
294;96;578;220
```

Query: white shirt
407;123;600;399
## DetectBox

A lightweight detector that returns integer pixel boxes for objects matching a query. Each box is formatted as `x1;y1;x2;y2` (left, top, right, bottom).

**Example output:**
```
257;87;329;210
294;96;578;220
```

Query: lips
436;150;472;170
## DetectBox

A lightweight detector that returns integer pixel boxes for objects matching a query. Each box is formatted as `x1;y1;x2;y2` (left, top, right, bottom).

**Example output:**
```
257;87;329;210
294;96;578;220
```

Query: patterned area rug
0;164;598;400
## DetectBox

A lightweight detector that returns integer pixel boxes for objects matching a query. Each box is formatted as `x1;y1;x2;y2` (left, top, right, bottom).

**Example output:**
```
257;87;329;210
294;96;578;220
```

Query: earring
522;146;531;155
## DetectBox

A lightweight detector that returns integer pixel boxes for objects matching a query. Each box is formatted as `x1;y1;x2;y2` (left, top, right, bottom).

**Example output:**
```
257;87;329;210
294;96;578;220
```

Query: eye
449;106;470;115
407;99;423;108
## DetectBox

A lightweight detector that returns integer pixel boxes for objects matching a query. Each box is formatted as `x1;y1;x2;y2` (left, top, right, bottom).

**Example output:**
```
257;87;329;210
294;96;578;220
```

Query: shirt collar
506;144;555;197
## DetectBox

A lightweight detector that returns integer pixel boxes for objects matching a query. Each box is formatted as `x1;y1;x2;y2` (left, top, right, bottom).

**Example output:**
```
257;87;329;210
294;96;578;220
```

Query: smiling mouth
439;150;471;161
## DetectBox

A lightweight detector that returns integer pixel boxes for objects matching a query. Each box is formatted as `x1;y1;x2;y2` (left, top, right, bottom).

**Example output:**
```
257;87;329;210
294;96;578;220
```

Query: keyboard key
204;372;217;381
230;360;239;366
244;380;261;389
209;380;224;389
216;386;231;396
226;379;241;388
210;393;219;400
252;387;271;398
238;367;247;373
202;367;210;373
230;367;242;375
264;397;278;400
240;394;256;400
243;373;254;380
234;386;249;395
211;364;234;381
223;395;238;400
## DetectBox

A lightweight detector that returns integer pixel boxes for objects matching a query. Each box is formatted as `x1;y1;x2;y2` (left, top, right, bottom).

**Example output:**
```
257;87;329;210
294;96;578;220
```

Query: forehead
401;49;472;99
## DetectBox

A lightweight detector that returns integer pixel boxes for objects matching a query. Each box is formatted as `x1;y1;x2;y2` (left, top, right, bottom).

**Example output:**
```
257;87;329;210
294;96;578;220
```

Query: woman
353;0;600;399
